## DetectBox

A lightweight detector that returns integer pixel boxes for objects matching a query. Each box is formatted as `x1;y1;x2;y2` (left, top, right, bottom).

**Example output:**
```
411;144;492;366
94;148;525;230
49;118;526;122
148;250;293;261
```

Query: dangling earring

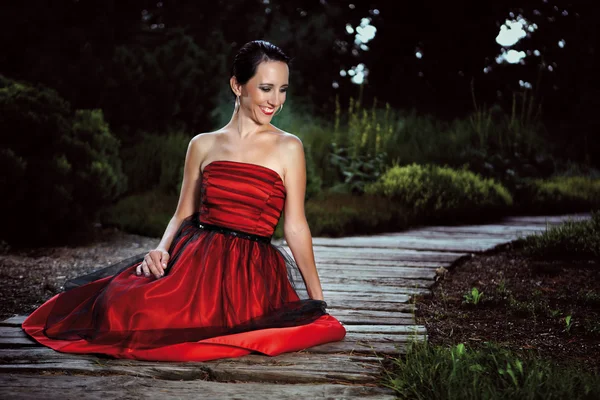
235;95;241;112
274;103;284;116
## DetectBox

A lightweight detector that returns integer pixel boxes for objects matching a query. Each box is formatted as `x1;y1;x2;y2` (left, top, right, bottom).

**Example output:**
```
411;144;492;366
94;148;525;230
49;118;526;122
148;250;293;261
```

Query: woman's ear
230;76;242;97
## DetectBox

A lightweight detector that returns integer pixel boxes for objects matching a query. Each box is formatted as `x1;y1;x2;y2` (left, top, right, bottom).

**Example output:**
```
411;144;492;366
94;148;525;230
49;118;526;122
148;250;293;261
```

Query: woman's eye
260;87;271;92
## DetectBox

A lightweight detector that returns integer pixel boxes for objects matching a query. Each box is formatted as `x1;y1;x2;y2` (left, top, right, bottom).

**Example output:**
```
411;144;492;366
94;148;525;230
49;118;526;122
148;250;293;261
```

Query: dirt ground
0;227;159;320
414;241;600;371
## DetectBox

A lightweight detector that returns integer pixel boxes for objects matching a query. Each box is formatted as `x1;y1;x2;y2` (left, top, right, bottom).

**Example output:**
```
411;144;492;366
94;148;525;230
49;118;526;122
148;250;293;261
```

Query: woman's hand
135;248;170;279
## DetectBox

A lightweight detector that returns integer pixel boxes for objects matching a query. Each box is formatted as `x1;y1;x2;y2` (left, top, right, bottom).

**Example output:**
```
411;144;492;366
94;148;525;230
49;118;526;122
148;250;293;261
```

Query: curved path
0;213;589;399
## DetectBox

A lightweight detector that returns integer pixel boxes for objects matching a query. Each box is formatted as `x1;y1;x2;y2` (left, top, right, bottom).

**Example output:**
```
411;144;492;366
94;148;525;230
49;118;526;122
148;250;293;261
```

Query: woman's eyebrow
259;83;289;87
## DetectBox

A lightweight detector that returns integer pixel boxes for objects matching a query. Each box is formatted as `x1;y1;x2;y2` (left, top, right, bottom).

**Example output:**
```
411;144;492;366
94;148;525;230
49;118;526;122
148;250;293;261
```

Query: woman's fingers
137;250;170;279
150;251;165;277
160;251;170;270
144;254;161;279
141;259;151;277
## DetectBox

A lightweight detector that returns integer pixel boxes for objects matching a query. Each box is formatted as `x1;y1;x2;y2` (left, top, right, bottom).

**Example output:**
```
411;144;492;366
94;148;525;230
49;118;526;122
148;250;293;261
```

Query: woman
21;40;347;361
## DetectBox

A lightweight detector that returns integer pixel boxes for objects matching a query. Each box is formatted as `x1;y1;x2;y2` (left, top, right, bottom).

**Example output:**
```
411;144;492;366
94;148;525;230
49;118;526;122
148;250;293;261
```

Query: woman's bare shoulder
274;129;303;154
190;130;224;146
188;130;225;157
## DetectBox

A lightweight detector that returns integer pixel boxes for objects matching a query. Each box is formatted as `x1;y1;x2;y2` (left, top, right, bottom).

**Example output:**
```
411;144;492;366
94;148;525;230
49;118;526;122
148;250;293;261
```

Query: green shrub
519;211;600;260
120;132;190;195
365;164;513;224
305;193;413;237
384;340;600;400
100;192;178;237
0;76;127;245
516;176;600;214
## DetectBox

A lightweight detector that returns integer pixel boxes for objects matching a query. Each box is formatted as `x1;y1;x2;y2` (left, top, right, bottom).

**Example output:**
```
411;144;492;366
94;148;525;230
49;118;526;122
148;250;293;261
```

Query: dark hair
231;40;290;85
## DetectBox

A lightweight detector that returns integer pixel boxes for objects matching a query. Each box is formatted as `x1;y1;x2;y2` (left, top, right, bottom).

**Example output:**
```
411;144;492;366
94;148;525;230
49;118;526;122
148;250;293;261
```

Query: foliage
365;164;513;224
463;287;484;305
516;176;600;214
120;132;190;195
105;28;229;138
100;192;178;238
0;76;127;245
328;143;387;194
304;193;413;237
519;211;600;260
383;340;600;400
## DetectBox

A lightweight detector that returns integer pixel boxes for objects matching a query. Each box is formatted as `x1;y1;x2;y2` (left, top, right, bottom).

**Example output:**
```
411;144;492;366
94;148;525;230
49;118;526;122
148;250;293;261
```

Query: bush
100;192;178;237
384;340;600;400
120;132;190;195
365;164;513;224
519;211;600;260
0;76;127;245
516;176;600;214
305;193;413;237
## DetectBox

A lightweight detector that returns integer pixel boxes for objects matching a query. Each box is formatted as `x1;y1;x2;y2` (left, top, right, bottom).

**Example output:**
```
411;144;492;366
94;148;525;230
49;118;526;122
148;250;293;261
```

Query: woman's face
238;60;289;124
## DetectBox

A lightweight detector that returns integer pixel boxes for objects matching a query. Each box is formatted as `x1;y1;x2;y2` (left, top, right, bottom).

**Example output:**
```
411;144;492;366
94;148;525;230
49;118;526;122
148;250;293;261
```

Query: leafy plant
463;287;484;305
564;315;573;334
383;340;600;399
365;163;513;223
0;76;127;245
328;142;387;193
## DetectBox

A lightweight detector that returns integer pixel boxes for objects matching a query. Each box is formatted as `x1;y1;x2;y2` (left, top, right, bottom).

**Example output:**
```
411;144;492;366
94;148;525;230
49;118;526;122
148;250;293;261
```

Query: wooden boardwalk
0;213;590;399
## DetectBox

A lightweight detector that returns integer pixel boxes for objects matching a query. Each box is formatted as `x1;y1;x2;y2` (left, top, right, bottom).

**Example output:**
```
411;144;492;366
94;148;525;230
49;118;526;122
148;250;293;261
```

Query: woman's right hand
135;248;170;279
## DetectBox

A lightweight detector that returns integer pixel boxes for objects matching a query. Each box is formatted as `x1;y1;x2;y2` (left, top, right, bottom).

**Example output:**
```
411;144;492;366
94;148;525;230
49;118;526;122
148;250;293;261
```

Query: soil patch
414;241;600;371
0;228;159;320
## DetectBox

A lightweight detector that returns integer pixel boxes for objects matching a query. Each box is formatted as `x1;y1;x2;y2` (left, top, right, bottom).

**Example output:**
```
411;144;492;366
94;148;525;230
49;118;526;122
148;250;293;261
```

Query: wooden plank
318;266;440;279
0;316;24;327
311;248;465;263
0;348;384;384
312;237;507;252
329;302;416;313
323;278;435;289
321;277;433;288
0;374;397;399
330;309;416;325
316;259;451;268
325;292;412;303
405;225;547;236
345;325;425;334
383;230;518;239
323;283;431;297
503;214;590;224
329;309;415;319
327;301;416;312
307;335;426;355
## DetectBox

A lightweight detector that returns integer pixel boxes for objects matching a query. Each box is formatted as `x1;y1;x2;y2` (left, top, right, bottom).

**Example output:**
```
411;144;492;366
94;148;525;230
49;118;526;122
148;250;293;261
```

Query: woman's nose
269;92;280;106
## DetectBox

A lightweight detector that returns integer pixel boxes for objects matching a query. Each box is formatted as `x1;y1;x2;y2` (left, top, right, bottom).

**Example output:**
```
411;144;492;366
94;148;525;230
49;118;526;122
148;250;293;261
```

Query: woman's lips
260;106;275;115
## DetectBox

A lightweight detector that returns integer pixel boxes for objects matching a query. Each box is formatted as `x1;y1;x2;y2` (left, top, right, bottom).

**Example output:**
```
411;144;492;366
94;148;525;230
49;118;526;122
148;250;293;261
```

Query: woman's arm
137;134;206;278
281;135;324;301
157;135;205;251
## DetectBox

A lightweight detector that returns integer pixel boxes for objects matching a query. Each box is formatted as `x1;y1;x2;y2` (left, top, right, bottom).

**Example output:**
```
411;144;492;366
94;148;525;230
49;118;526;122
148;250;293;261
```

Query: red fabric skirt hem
22;293;346;362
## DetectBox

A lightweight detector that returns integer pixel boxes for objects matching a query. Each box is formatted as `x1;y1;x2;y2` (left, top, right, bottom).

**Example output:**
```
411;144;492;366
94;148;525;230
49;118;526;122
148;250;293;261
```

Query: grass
519;211;600;260
517;176;600;214
382;340;600;399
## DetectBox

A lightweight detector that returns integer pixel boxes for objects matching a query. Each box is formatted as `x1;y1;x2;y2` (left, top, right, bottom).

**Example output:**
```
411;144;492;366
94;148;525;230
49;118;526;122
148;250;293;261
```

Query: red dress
22;160;346;361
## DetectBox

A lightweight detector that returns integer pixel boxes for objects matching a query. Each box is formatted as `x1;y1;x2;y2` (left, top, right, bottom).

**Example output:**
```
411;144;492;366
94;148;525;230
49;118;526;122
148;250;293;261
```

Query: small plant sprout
464;287;484;305
564;315;573;333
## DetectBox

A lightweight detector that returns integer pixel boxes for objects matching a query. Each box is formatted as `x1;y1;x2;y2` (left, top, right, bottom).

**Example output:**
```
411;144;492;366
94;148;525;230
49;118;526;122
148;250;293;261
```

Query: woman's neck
227;109;268;139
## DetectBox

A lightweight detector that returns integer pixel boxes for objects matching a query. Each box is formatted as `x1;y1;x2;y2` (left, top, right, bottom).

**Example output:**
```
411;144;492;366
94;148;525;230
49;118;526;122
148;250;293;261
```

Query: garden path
0;213;589;399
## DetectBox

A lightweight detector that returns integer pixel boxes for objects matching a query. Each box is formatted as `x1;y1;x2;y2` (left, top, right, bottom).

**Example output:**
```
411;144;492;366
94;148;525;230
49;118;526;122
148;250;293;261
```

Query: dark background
1;0;598;163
